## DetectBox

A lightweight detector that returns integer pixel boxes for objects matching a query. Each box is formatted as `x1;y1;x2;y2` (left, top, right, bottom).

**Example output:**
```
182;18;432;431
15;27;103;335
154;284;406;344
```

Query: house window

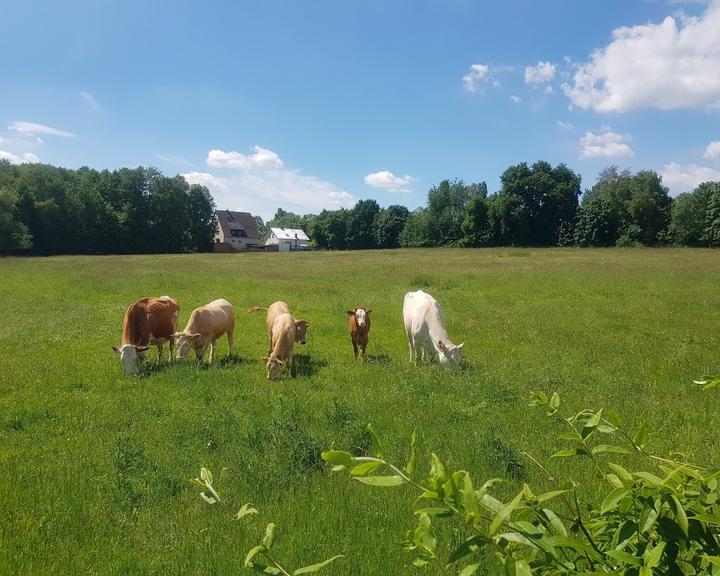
230;228;247;238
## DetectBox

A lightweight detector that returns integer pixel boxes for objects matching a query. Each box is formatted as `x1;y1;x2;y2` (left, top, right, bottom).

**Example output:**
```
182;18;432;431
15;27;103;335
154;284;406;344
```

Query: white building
213;210;260;249
263;228;310;251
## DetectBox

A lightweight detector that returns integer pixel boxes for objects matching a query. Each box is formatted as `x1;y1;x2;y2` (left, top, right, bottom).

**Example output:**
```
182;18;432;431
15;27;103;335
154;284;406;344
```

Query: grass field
2;248;720;575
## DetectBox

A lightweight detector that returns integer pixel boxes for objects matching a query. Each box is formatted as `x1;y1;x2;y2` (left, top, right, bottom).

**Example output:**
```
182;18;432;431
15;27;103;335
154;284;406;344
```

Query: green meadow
2;248;720;575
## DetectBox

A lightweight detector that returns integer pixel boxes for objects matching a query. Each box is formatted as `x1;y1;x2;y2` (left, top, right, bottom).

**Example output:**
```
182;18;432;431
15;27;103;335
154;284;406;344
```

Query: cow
248;301;309;354
403;290;464;368
173;298;235;362
265;312;295;379
347;307;371;361
113;296;180;375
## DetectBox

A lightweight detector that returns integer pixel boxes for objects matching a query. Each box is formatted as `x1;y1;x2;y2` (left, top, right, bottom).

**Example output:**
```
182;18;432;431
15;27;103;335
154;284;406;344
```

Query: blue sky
2;0;719;219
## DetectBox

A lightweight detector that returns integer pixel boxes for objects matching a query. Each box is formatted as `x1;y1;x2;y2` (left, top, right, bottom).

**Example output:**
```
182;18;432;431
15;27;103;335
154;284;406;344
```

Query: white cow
174;298;235;362
403;290;464;367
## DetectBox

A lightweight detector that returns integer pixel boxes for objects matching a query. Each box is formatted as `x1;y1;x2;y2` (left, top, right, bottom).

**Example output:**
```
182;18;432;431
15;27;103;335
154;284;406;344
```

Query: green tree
702;182;720;247
187;183;216;252
0;186;32;253
345;199;380;250
574;195;621;247
373;205;409;249
460;196;493;247
668;184;714;246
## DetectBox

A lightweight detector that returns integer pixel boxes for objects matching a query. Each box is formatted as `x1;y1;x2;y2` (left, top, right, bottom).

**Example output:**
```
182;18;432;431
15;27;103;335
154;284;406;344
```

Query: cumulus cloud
0;150;40;164
183;146;354;219
557;120;574;131
8;121;76;138
207;146;283;170
660;162;720;194
509;94;522;104
703;141;720;159
524;61;556;84
462;64;490;92
364;170;417;192
563;1;720;112
580;129;634;158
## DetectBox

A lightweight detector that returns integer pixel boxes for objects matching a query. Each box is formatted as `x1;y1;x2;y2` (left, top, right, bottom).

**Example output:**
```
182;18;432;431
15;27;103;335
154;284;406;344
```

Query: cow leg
352;338;358;360
407;332;416;364
227;329;234;356
267;333;273;356
208;340;216;363
361;340;367;362
157;342;164;361
169;337;174;361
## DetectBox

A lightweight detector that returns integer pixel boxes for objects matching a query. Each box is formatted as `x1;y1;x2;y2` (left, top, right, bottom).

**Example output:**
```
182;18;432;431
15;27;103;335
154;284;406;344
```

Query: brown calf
347;307;371;361
265;312;295;379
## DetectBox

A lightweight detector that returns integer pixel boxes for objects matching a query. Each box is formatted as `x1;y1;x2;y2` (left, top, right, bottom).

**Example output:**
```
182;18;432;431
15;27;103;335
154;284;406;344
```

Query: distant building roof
269;227;309;241
215;210;259;239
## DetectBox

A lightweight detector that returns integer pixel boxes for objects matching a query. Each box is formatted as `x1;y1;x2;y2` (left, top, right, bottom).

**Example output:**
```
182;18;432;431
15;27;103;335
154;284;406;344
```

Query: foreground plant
192;466;343;575
323;396;720;574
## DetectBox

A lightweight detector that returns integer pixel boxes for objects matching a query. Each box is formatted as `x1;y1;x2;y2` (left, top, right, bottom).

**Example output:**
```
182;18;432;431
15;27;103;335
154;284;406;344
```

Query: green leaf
633;471;663;486
404;430;417;476
463;473;480;517
606;549;642;567
414;507;453;517
366;423;383;458
550;392;560;409
354;475;405;487
535;490;568;503
601;487;631;514
592;444;632;455
668;494;688;537
244;545;267;568
350;461;383;476
504;557;531;576
200;492;217;505
236;503;259;520
200;467;212;485
321;450;353;468
293;555;344;575
581;409;603;438
543;508;567;536
608;463;633;483
644;542;665;569
459;564;480;576
489;490;523;536
412;558;429;568
262;523;276;549
638;506;658;534
414;513;436;555
448;534;485;564
633;423;648;450
551;448;589;458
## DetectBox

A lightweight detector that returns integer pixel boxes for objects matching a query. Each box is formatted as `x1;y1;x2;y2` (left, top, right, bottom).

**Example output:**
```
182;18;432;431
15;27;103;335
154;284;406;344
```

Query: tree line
0;161;216;254
261;161;720;250
2;158;720;255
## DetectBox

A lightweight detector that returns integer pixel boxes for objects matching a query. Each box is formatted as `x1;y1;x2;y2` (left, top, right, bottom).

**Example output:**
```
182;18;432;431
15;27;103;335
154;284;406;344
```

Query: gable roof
269;227;309;241
215;210;259;239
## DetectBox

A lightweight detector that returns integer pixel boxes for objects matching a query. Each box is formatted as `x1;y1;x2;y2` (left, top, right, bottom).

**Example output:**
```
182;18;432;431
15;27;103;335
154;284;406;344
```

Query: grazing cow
265;312;296;379
347;307;371;361
248;301;309;353
113;296;180;375
403;290;464;368
174;298;235;362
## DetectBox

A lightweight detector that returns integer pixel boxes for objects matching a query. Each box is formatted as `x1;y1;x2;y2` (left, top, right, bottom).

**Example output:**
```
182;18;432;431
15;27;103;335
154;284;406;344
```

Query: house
213;210;260;250
263;227;310;252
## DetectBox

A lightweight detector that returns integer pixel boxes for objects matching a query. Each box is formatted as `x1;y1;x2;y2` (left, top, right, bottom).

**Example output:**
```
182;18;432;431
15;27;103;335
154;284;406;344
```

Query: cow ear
112;346;120;353
346;310;354;315
190;333;202;342
366;309;372;315
456;342;465;350
172;332;183;338
262;356;270;361
438;340;446;351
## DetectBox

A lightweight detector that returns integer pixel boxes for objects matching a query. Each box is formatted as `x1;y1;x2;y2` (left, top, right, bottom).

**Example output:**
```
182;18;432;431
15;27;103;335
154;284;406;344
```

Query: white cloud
183;146;354;219
660;161;720;194
462;64;489;92
0;150;40;164
703;140;720;159
563;1;720;112
557;120;574;131
8;121;76;138
509;94;522;104
79;91;104;113
524;61;556;84
580;129;634;158
207;146;283;170
364;170;417;193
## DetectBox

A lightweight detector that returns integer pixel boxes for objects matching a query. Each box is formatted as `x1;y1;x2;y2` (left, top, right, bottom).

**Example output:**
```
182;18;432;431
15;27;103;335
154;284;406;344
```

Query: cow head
173;332;202;359
295;320;309;345
437;340;464;368
349;308;371;328
113;344;150;375
265;356;285;379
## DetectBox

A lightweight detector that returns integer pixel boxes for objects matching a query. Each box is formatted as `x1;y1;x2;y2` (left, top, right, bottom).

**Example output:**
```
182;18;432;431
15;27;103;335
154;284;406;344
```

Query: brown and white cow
113;296;180;374
173;298;235;362
265;312;296;379
248;301;309;354
347;307;371;361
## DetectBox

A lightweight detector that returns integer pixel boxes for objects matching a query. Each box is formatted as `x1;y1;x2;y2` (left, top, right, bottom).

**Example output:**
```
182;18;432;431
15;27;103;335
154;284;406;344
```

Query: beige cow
265;312;295;379
174;298;235;362
248;301;309;354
